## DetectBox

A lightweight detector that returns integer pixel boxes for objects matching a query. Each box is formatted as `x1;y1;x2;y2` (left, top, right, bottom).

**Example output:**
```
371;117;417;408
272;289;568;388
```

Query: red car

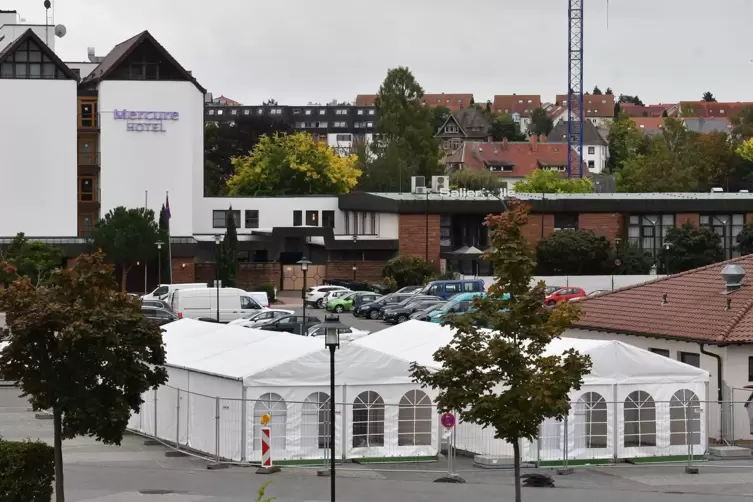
545;287;586;305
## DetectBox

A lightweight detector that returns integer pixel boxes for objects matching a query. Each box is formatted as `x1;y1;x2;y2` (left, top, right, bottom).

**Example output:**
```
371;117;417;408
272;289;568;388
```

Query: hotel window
213;210;240;228
700;214;744;259
323;211;335;228
306;211;319;226
0;39;68;79
319;109;326;115
78;177;96;202
293;210;302;227
336;134;352;142
244;210;259;229
628;215;675;257
78;98;98;128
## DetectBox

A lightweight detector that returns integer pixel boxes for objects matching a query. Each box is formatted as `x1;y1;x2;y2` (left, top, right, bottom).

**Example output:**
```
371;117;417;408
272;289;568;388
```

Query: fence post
240;389;248;462
562;415;570;472
536;423;542;468
176;388;181;450
153;388;158;438
612;392;618;463
684;403;698;474
215;397;221;463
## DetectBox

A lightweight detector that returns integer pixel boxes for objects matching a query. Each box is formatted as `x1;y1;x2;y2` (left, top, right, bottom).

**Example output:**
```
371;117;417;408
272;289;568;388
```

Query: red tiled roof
492;95;542;116
631;117;665;132
355;93;474;112
446;137;583;178
214;95;242;106
679;101;753;118
573;255;753;343
619;103;675;117
556;94;615;118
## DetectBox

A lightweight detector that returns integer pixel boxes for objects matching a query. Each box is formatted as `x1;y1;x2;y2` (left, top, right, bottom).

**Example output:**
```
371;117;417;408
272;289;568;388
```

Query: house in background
435;108;491;155
631;117;666;135
678;101;753;119
355;92;474;112
682;117;733;134
551;93;615;129
620;103;678;117
492;94;542;134
547;120;608;174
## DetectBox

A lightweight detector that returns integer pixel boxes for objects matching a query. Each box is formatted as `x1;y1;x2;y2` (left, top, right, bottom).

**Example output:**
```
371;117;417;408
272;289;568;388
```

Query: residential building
492;94;541;134
619;103;678;117
679;101;753;118
211;95;242;106
631;117;666;135
552;93;615;129
547;120;608;174
435;108;491;154
355;93;474;112
681;117;732;134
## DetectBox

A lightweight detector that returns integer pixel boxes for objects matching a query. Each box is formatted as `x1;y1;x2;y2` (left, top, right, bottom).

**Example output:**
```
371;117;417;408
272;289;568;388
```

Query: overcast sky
19;0;753;105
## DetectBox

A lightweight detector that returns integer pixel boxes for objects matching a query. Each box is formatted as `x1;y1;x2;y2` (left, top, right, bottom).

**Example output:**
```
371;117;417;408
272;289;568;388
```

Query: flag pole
167;191;173;283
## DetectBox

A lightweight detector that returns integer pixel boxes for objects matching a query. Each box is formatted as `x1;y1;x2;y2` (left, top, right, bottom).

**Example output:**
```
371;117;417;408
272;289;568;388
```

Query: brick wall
522;214;555;246
676;213;700;227
326;261;387;282
398;214;440;266
238;263;278;288
171;257;196;283
579;213;621;241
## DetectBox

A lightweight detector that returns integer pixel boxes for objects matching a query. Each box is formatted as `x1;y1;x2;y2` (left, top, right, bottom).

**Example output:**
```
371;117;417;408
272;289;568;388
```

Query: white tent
129;319;709;464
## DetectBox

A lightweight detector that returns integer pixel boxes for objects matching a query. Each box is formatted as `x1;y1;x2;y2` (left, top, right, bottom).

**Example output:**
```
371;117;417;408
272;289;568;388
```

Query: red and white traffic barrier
261;427;272;467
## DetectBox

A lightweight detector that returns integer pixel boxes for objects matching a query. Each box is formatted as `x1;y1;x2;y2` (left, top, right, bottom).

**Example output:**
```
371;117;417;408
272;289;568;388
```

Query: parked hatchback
546;287;586;305
327;291;382;313
383;297;444;324
357;293;417;320
305;285;351;308
259;315;322;335
141;306;178;326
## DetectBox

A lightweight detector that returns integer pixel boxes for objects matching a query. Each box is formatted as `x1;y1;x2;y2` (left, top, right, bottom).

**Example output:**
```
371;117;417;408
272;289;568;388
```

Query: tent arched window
575;392;608;449
398;390;433;446
624;391;657;447
253;393;287;451
353;391;385;447
302;392;331;450
670;389;701;446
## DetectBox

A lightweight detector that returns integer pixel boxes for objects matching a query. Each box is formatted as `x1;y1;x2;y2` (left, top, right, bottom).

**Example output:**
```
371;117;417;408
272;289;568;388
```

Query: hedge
250;282;276;303
0;439;55;502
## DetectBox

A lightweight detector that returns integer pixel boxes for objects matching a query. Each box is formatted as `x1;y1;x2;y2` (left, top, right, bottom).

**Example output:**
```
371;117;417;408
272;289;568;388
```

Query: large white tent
129;319;709;464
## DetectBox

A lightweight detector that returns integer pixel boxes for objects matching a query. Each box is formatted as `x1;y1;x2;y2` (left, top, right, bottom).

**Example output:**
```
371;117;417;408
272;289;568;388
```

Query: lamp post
312;314;349;501
297;258;312;335
612;237;622;291
352;265;357;281
214;234;222;322
155;240;164;286
664;242;672;275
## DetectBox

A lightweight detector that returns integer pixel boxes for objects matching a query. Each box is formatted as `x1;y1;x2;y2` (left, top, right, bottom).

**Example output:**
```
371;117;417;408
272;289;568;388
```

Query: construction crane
567;0;584;178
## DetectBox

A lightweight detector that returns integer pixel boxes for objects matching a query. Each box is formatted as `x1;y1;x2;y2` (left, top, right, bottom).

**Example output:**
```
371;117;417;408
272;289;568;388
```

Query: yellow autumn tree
227;133;362;195
736;138;753;164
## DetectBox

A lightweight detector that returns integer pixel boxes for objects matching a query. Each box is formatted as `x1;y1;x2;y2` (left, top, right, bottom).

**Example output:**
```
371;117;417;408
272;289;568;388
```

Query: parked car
546;287;586;305
327;291;382;313
142;283;207;301
427;292;487;323
306;325;369;341
228;309;294;326
246;291;270;308
383;297;444;324
141;298;171;310
356;293;417;320
325;279;391;295
141;306;178;326
587;289;610;297
259;315;321;334
417;279;485;300
394;286;423;294
409;302;447;321
305;285;351;308
320;289;353;306
544;285;564;296
170;287;265;322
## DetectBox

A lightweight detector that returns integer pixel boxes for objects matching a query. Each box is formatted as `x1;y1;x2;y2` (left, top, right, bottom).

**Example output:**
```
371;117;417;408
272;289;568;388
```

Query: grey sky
22;0;753;105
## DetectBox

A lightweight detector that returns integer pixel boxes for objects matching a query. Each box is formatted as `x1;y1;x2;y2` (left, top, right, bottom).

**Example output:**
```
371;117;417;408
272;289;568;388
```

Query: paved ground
4;388;753;501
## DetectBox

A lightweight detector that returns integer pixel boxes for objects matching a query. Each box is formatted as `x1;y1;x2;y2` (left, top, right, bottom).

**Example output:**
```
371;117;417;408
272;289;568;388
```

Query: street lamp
664;242;672;275
214;234;222;322
311;314;350;500
352;265;357;281
612;237;622;291
155;241;164;286
297;257;312;335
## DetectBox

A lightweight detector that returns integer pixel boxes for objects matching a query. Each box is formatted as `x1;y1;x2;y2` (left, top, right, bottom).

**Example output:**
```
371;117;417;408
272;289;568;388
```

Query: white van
171;287;266;323
143;283;207;301
247;291;270;308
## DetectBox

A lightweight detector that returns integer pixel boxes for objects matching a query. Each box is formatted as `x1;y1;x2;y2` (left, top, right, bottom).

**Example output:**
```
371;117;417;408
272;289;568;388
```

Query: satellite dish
54;25;66;38
44;0;51;9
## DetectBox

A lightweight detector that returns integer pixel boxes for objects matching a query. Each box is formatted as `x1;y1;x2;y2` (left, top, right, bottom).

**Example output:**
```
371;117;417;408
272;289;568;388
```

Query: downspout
699;343;723;402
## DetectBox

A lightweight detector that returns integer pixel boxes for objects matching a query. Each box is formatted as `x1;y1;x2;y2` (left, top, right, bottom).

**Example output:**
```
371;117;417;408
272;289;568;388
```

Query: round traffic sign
440;412;456;429
614;258;622;266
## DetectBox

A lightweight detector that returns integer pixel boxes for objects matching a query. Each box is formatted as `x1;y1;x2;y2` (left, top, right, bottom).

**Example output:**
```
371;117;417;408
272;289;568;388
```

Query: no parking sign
441;412;456;429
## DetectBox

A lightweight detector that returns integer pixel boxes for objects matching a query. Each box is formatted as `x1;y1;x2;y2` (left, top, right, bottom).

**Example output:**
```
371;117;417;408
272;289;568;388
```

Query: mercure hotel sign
113;109;179;132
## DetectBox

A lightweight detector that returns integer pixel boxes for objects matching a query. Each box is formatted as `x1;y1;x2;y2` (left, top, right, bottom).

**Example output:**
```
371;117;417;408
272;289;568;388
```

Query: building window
679;352;700;368
444;125;459;134
624;391;657;447
554;213;578;230
649;348;670;358
319;109;326;115
398;390;432;446
588;146;595;155
78;177;96;202
749;357;753;381
352;391;385;447
588;160;595;170
336;134;352;142
253;393;287;451
575;392;608;449
669;389;701;446
306;210;319;226
700;214;744;259
323;211;335;228
244;210;259;229
344;212;350;233
78;213;96;238
302;392;331;449
357;109;364;115
334;121;347;128
78;98;98;128
628;214;675;257
0;39;69;79
336;109;348;115
213;210;240;228
449;138;462;150
293;210;302;227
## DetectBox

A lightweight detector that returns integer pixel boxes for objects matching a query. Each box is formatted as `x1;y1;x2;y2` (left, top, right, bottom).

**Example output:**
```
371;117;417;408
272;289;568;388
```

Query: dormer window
445;125;459;134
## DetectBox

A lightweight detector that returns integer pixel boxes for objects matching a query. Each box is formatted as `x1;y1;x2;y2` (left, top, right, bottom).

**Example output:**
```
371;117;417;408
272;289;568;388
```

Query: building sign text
113;109;179;132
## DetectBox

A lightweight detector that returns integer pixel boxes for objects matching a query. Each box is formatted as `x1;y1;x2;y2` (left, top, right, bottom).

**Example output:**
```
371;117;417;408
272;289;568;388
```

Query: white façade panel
0;80;78;237
98;81;203;237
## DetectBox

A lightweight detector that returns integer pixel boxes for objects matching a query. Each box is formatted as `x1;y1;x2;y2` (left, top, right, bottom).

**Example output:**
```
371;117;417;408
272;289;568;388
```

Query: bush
382;256;435;289
0;440;55;502
611;244;653;275
250;282;276;302
536;229;611;275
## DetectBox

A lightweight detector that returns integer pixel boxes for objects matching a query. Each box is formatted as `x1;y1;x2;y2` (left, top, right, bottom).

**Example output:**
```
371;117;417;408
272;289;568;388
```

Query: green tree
513;169;593;193
218;208;238;288
607;112;645;172
354;140;412;192
382;256;435;288
529;107;554;136
536;229;612;275
0;233;63;288
372;67;443;181
696;132;736;189
227;132;361;196
429;106;451;133
605;87;614;95
612;243;653;275
410;200;592;502
90;207;160;292
490;113;526;142
0;253;167;502
731;106;753;139
618;94;645;106
736;221;753;255
736;138;753;163
157;205;170;284
592;85;603;95
659;223;724;274
702;91;717;102
450;169;506;191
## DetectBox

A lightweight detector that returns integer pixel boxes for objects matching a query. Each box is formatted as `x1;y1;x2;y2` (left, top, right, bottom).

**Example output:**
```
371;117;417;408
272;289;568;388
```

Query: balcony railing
78;152;100;166
78;188;101;203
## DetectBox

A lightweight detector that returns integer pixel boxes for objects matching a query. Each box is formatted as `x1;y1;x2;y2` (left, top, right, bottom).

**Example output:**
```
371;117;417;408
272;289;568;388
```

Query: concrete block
708;446;752;458
473;454;514;468
256;465;281;474
434;474;466;483
557;468;575;475
143;440;161;446
685;466;699;474
207;463;229;470
165;451;188;457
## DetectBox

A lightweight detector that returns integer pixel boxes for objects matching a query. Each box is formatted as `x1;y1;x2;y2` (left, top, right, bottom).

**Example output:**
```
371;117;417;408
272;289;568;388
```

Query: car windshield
545;286;563;295
339;292;357;301
420;302;446;314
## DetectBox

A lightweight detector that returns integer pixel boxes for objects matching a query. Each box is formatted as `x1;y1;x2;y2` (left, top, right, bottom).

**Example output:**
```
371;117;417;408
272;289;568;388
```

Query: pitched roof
446;138;583;178
679;101;753;118
631;117;665;133
492;95;541;116
0;28;79;80
682;117;732;134
547;120;608;146
572;255;753;344
556;93;615;118
436;108;490;138
619;103;675;117
213;95;242;106
81;30;205;93
355;93;474;112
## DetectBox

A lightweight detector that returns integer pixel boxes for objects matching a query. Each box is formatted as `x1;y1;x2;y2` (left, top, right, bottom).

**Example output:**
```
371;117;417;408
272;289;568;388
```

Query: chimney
530;134;538;152
721;263;746;293
502;137;509;151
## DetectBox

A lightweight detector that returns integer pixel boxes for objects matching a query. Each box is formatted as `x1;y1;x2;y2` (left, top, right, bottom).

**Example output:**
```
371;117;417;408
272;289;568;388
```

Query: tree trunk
53;408;65;502
513;438;521;502
121;267;130;293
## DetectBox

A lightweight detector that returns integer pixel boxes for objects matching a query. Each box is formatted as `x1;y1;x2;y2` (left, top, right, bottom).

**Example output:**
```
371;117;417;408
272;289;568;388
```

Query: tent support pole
341;384;347;461
241;386;248;462
612;384;618;463
154;389;158;438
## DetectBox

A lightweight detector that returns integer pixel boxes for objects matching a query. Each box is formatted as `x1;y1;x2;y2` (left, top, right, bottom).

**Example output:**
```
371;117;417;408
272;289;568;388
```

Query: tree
227;132;361;196
536;229;612;275
605;87;614;95
607;114;645;173
262;98;278;106
0;233;63;288
410;200;592;502
513;169;593;193
382;256;435;288
612;243;653;275
204;116;293;196
659;224;724;274
490;113;526;142
429;106;451;133
737;138;753;163
736;221;753;255
592;85;603;95
702;91;717;102
0;253;167;502
372;67;443;181
157;205;170;284
731;106;753;139
218;208;238;288
450;169;506;191
529;107;554;137
90;207;160;292
696;132;736;189
662;110;669;118
618;94;645;106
